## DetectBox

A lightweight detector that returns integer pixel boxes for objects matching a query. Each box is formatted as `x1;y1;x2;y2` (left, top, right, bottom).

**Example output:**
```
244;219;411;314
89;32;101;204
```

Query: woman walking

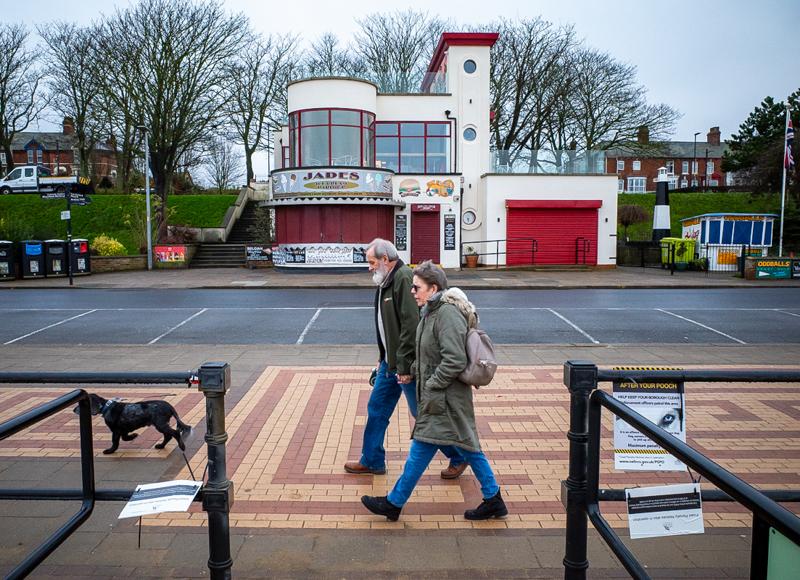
361;261;507;521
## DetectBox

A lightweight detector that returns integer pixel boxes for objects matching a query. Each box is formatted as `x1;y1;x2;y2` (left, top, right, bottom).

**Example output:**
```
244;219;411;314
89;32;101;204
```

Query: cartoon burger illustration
398;178;421;197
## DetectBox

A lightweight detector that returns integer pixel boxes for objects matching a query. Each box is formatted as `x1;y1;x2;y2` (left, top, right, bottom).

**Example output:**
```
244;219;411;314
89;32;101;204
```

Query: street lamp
693;131;701;188
137;125;153;270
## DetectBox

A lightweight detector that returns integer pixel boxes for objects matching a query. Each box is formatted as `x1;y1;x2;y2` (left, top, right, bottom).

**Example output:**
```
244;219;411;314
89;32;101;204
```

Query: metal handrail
562;361;800;580
459;237;537;270
0;389;96;580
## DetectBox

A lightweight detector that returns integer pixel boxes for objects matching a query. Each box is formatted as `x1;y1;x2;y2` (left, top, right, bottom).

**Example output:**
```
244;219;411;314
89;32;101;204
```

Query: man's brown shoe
440;462;468;479
344;461;386;475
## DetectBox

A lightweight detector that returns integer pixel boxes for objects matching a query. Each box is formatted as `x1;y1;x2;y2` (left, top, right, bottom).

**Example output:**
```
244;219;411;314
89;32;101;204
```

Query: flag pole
779;106;789;257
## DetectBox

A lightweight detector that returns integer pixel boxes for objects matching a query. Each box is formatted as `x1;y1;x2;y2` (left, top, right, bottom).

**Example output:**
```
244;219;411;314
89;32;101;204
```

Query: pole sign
61;211;71;220
613;366;686;471
626;483;704;539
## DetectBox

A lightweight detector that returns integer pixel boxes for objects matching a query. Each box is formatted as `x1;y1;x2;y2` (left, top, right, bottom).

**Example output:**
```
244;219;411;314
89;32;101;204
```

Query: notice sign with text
627;483;704;539
613;367;685;471
118;480;202;519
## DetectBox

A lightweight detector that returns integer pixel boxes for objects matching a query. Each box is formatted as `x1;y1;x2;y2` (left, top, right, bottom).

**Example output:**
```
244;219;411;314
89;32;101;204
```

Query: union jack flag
786;117;795;170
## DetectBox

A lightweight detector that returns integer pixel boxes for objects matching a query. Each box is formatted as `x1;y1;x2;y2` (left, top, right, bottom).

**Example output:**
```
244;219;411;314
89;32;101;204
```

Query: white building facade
269;33;618;268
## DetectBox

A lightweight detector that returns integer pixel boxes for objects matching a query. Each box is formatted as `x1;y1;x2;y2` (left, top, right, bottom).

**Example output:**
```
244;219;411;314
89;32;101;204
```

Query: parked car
0;165;93;194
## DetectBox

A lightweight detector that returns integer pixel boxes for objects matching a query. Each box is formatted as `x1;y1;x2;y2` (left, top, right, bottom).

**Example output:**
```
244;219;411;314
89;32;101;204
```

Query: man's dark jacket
375;260;419;375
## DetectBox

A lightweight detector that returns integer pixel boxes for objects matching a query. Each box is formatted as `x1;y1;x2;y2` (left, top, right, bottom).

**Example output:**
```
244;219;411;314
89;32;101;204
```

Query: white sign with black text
626;483;704;539
118;480;202;519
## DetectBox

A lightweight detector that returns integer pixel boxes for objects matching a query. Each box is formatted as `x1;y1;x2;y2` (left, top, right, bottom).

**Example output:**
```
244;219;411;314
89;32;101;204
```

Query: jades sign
272;168;393;198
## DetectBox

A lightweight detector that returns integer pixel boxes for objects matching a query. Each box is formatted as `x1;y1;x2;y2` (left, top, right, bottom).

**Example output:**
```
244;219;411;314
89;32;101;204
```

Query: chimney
62;117;75;135
707;126;720;146
637;125;649;144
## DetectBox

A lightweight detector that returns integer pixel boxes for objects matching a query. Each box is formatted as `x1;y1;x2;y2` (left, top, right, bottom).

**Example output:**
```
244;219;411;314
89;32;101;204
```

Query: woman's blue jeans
360;360;464;470
387;439;500;507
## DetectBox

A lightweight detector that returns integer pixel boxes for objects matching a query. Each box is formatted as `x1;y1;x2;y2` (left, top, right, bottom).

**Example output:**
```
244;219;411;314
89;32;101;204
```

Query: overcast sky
8;0;799;178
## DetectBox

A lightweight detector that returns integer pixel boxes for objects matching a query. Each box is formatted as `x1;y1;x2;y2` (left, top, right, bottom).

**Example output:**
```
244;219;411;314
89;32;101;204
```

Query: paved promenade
2;344;799;578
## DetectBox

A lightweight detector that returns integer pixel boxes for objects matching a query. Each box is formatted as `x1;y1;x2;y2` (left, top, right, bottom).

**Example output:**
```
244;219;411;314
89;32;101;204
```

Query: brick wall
91;255;147;273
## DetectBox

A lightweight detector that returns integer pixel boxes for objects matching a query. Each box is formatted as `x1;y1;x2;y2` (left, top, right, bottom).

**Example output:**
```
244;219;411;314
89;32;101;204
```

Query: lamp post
137;126;153;270
693;131;701;188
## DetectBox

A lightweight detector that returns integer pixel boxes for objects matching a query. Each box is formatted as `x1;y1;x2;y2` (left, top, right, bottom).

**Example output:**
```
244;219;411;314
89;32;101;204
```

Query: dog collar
101;400;115;413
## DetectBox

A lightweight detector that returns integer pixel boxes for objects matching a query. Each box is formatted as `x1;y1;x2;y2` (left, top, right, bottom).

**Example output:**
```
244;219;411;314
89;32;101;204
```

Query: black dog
76;393;192;455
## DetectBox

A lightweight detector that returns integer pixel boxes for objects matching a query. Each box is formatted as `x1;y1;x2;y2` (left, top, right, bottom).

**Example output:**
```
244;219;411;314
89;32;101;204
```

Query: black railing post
670;243;676;276
562;360;598;580
751;512;770;580
198;362;234;580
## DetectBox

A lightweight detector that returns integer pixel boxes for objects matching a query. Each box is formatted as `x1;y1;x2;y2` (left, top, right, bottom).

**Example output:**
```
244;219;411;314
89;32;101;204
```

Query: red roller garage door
506;200;601;265
411;204;440;264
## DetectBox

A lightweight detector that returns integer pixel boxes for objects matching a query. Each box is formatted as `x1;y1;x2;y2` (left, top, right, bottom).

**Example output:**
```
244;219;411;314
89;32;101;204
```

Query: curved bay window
375;121;451;173
288;108;375;167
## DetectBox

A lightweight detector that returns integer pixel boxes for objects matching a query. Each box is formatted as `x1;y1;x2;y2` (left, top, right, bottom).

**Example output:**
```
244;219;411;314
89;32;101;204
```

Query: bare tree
0;23;47;173
353;10;448;92
202;138;244;194
224;34;298;183
303;33;367;78
569;47;679;151
39;22;103;178
94;0;246;238
486;18;577;169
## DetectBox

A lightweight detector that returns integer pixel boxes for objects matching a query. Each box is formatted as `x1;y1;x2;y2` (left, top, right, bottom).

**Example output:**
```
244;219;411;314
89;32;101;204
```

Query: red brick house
606;126;729;193
0;117;117;183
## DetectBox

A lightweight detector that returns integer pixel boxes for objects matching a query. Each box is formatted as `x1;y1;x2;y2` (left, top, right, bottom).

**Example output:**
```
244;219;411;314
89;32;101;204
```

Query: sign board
395;215;407;251
245;245;272;262
40;191;92;205
755;259;792;280
793;259;800;279
272;244;370;266
154;245;186;264
444;214;456;250
61;211;71;220
119;480;202;519
767;526;800;579
626;483;704;539
271;168;393;198
613;367;685;471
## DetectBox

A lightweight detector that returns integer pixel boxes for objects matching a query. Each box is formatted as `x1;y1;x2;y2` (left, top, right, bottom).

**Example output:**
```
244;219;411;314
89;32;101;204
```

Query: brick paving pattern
2;365;799;532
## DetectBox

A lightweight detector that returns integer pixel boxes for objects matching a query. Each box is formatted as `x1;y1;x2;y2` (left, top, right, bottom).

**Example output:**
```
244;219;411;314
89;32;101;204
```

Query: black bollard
197;362;234;580
562;360;598;580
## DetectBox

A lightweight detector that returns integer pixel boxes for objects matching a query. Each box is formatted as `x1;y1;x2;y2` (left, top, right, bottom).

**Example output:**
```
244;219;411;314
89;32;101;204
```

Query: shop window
375;121;451;173
288;108;375;167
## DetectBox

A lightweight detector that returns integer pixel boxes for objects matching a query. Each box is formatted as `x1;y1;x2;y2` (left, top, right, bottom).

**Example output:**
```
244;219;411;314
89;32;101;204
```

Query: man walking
344;238;466;478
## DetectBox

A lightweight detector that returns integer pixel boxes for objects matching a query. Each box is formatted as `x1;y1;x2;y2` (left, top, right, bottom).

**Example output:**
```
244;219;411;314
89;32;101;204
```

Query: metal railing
0;363;233;580
562;361;800;580
491;149;606;174
459;238;537;270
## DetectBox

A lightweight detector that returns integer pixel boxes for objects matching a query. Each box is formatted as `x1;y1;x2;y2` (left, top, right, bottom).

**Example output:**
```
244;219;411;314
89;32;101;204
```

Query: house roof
606;141;728;159
11;131;115;152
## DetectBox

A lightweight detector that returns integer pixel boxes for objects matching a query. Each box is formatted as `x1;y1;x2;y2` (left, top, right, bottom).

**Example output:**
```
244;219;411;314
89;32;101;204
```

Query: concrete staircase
226;200;260;244
190;244;246;268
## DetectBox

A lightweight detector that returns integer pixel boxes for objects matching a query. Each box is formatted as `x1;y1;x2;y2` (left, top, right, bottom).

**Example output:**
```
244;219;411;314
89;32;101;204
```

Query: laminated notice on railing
612;367;686;471
626;483;704;539
119;480;202;519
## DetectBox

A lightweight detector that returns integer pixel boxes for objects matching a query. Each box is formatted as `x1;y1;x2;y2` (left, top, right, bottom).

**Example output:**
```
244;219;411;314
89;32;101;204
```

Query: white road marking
148;308;208;345
546;308;599;344
3;310;97;345
656;309;746;344
776;309;800;319
296;308;323;345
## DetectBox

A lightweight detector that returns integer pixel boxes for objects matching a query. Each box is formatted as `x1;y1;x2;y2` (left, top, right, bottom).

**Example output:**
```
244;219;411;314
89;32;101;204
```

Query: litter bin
660;238;695;270
70;238;91;276
44;239;68;277
20;240;45;279
0;240;15;280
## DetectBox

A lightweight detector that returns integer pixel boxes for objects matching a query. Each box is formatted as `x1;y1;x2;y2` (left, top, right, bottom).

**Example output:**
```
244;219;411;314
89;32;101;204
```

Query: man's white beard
372;265;388;286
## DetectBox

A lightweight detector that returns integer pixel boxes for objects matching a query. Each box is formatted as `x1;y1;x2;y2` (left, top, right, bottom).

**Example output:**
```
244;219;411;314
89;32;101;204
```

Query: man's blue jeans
387;439;500;507
360;360;464;470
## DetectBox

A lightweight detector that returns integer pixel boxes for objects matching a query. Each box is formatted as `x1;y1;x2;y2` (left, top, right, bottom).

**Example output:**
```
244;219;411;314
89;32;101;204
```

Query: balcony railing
492;149;606;175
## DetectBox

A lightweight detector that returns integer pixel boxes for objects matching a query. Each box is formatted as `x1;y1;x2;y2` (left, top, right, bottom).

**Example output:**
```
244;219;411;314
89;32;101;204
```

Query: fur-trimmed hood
440;287;478;329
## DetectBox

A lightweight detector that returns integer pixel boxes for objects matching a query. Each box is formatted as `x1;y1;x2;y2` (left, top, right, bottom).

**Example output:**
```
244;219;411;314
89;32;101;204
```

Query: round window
463;59;477;74
463;127;477;142
462;210;477;225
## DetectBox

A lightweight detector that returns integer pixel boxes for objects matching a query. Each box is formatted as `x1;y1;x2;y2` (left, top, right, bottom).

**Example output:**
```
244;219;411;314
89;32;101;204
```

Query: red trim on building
427;32;500;74
505;200;602;209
